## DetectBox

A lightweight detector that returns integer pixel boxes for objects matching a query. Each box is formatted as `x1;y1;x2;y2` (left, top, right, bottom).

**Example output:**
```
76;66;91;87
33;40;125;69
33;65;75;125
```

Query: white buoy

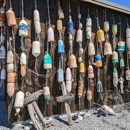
14;91;24;114
20;52;27;65
76;29;82;43
7;63;14;72
7;51;14;64
66;81;72;93
65;67;72;81
19;19;28;37
32;41;41;57
47;27;54;42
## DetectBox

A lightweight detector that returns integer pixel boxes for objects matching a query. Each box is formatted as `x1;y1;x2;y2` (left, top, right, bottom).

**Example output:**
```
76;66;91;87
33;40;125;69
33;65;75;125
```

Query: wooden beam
81;0;130;14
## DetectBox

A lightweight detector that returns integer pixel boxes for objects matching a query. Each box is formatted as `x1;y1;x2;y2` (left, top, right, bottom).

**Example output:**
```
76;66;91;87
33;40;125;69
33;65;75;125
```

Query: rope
47;0;51;27
10;45;51;79
34;0;37;10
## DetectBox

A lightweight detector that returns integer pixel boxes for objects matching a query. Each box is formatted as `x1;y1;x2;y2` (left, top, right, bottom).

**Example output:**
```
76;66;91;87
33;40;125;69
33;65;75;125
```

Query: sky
108;0;130;9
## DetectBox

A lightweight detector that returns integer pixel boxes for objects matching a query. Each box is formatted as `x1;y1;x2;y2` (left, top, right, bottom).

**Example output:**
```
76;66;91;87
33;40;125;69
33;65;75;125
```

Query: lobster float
14;80;25;117
0;0;6;46
95;9;105;58
7;38;15;97
126;19;130;89
87;8;95;64
104;9;112;62
87;60;93;109
34;0;41;43
43;0;54;102
126;52;130;89
76;6;85;109
57;1;65;91
18;0;28;78
111;14;119;93
95;30;103;102
118;16;125;94
68;3;77;83
32;0;41;76
126;17;130;56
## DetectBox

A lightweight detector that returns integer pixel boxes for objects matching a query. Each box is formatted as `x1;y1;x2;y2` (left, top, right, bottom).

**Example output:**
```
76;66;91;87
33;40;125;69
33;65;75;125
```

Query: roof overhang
81;0;130;14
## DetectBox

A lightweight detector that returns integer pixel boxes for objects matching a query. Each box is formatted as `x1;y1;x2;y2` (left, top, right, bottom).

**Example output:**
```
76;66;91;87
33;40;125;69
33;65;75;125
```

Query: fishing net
103;90;126;112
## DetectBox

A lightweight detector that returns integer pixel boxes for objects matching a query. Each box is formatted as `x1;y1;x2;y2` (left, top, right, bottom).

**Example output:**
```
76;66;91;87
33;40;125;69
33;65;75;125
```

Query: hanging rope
10;45;51;79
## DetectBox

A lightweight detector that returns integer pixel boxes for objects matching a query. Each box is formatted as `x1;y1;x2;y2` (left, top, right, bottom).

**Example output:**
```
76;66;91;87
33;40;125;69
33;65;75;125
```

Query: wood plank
61;82;73;126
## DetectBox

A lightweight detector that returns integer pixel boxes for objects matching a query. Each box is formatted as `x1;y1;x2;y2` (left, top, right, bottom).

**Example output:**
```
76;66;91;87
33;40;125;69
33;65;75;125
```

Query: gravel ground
1;101;130;130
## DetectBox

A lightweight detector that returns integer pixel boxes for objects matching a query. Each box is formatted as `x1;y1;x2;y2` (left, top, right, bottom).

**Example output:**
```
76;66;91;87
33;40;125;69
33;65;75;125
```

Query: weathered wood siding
5;0;130;123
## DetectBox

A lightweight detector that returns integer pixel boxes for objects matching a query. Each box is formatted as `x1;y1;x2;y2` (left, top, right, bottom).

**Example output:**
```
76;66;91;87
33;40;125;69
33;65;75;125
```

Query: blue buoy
68;21;74;34
58;40;64;54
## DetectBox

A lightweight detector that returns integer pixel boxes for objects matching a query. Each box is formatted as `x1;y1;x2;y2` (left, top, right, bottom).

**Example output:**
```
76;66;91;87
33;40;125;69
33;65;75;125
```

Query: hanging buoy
32;41;41;57
120;58;125;68
76;29;82;43
86;17;92;27
78;56;83;63
57;68;64;82
20;65;26;77
18;19;28;37
126;27;130;38
34;10;41;34
0;33;5;44
7;72;15;83
97;29;105;42
113;68;118;87
86;27;91;39
104;41;112;55
43;86;50;101
97;80;103;93
6;8;17;27
7;83;15;97
58;8;64;20
104;21;109;32
112;51;118;63
95;54;102;67
57;20;62;31
0;45;6;59
126;69;130;80
79;62;85;73
112;24;117;35
0;68;6;80
88;42;95;56
20;52;27;65
66;81;72;93
58;40;64;54
66;67;71;81
87;90;92;101
69;34;72;40
0;7;5;27
79;47;83;56
47;27;54;42
126;38;130;49
7;51;14;64
43;53;52;69
69;54;77;68
78;80;84;97
88;65;94;78
14;91;24;115
118;41;125;54
68;21;74;34
7;63;14;72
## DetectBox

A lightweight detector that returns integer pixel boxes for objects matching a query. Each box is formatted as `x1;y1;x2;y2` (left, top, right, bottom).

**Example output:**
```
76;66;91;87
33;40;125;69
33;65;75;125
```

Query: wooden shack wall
5;0;130;123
